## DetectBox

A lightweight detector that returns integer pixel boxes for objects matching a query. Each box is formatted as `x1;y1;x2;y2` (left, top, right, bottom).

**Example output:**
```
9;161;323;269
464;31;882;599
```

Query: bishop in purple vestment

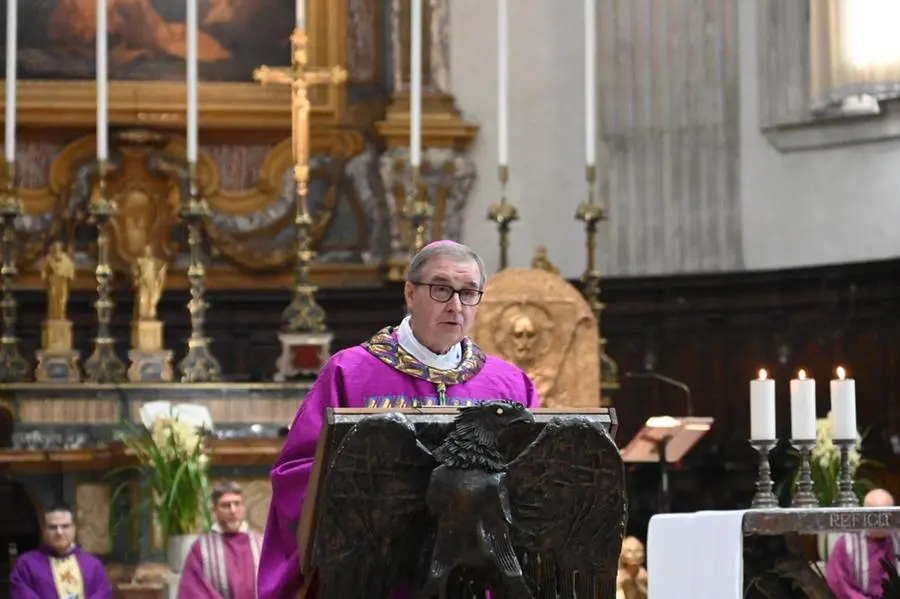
10;504;112;599
826;489;900;598
177;481;264;599
257;241;540;599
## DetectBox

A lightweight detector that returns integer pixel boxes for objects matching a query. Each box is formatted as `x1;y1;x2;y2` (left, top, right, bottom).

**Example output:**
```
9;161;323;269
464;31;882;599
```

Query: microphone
626;371;693;417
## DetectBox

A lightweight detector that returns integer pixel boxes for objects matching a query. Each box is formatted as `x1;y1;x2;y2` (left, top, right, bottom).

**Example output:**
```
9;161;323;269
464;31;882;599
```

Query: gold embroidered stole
49;554;84;599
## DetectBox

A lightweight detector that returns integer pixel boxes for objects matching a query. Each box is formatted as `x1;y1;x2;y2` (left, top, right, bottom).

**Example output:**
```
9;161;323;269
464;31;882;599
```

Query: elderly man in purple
826;488;900;598
10;503;112;599
257;240;540;599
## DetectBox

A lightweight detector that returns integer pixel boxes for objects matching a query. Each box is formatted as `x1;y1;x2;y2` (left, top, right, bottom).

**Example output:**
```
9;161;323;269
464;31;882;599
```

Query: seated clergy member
826;488;900;598
10;503;112;599
177;481;264;599
257;240;540;599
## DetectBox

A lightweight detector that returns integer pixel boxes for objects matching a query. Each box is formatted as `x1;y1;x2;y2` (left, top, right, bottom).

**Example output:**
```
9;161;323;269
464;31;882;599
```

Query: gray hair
405;241;486;288
211;481;243;504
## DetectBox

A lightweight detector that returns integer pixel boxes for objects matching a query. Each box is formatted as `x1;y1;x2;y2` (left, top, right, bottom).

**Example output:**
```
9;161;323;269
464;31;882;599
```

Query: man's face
42;511;76;553
213;493;245;532
404;257;482;355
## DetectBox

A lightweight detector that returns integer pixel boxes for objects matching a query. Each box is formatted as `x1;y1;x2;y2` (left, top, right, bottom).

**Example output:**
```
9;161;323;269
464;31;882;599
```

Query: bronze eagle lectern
302;401;628;599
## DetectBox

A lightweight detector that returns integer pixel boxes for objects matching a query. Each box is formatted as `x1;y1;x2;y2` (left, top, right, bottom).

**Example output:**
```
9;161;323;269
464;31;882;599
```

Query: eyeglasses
411;282;484;306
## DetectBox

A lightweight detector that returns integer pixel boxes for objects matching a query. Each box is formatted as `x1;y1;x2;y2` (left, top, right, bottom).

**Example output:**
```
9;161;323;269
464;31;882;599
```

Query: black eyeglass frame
409;282;485;306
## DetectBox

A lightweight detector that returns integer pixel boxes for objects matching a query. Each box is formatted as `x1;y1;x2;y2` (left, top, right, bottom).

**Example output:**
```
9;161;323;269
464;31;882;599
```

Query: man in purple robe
10;503;112;599
177;481;264;598
257;240;540;599
826;488;900;598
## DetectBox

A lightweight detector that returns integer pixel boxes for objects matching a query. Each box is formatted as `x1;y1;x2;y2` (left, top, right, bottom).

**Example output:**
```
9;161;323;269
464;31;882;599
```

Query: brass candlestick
750;439;779;509
403;164;433;258
281;161;327;334
178;163;222;382
487;164;518;270
83;160;126;383
575;164;619;404
0;161;28;382
790;439;818;508
835;439;861;507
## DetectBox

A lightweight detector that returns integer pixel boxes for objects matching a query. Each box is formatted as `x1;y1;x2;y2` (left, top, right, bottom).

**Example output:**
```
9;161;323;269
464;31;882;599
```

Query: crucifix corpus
253;27;347;381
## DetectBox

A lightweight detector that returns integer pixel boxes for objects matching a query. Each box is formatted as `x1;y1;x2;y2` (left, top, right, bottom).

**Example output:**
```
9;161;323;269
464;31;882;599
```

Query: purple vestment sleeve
825;536;870;599
258;359;345;599
9;558;43;599
177;541;224;599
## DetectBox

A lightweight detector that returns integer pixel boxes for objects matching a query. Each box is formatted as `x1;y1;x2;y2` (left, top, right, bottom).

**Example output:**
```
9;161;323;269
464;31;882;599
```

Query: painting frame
0;0;347;130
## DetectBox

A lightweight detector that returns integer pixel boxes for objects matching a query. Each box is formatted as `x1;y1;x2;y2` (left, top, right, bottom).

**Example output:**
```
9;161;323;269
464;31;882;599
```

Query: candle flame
836;366;846;380
798;369;807;380
758;368;768;380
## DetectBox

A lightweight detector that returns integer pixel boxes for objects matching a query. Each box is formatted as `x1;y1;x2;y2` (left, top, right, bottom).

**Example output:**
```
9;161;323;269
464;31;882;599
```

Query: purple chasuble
10;544;112;599
826;533;900;598
257;326;540;599
177;527;263;599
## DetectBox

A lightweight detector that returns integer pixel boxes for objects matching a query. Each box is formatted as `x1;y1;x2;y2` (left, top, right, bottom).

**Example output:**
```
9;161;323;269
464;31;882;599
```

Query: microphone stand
626;371;693;417
627;371;693;513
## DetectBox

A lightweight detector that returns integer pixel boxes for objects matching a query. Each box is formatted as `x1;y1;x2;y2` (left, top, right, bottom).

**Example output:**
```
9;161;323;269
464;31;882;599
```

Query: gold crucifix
252;27;347;332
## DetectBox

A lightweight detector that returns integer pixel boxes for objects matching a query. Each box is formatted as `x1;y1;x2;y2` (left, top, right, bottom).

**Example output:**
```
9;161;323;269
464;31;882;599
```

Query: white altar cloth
647;510;750;599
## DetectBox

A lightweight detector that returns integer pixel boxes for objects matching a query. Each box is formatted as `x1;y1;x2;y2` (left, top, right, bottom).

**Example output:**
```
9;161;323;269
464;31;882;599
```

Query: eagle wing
310;413;438;599
506;415;628;599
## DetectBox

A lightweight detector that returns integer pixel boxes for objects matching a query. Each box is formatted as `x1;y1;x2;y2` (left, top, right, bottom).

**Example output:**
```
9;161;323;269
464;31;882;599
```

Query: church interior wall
452;0;900;279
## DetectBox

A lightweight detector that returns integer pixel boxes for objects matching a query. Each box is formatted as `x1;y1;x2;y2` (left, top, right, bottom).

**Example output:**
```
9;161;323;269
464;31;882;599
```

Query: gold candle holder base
403;165;434;259
179;164;222;383
84;160;126;383
0;161;29;382
487;164;518;271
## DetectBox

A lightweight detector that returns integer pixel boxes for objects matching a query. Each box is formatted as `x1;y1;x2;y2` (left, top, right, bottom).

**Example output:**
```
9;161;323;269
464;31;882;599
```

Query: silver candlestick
790;439;818;508
750;439;779;509
835;438;860;508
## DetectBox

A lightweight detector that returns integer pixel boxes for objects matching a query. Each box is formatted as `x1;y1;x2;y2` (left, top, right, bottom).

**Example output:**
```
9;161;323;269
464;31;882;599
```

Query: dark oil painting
0;0;293;82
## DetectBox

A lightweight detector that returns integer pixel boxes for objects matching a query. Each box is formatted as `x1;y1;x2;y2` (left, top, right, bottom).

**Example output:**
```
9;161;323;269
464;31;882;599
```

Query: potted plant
112;401;214;572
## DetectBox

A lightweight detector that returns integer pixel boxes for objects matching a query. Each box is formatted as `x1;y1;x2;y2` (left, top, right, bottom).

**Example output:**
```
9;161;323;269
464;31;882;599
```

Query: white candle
409;0;422;167
830;366;857;441
789;369;817;440
5;0;16;162
497;0;508;166
750;369;776;441
296;0;305;28
584;0;596;166
186;0;198;163
96;0;108;161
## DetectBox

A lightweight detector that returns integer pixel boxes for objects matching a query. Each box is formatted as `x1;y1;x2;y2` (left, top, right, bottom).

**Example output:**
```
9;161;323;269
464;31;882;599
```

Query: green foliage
109;413;211;542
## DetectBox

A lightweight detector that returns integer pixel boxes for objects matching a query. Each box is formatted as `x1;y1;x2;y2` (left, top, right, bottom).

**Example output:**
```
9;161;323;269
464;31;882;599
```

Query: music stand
621;415;714;513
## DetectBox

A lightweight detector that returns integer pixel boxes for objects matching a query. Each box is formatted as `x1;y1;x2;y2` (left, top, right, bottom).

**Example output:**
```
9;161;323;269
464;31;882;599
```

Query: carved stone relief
470;267;601;408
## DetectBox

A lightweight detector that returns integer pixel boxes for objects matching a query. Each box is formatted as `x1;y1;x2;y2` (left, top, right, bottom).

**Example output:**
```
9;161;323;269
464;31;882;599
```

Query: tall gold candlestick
403;164;433;258
179;162;221;383
575;163;619;405
487;164;518;271
83;160;126;383
0;161;28;381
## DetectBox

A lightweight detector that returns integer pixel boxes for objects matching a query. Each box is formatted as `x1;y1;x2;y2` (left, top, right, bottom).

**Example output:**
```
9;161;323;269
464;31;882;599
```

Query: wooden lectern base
298;569;318;599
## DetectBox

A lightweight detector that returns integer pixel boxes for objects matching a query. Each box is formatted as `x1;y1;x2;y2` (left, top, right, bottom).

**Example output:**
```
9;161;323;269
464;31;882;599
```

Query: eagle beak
508;410;535;426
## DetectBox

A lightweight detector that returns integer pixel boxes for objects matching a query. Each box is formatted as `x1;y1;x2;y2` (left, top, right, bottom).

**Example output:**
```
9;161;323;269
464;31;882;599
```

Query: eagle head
433;400;534;471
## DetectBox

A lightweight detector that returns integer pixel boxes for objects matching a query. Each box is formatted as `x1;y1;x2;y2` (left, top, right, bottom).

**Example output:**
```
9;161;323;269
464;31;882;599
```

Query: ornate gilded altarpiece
4;0;478;292
0;0;483;574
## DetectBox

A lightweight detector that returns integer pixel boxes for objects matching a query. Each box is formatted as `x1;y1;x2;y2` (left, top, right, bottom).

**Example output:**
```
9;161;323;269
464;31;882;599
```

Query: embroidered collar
397;315;462;369
363;325;486;385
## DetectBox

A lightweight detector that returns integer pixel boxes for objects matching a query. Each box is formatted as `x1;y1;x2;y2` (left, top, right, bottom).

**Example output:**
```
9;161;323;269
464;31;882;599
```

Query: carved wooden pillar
375;0;480;280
